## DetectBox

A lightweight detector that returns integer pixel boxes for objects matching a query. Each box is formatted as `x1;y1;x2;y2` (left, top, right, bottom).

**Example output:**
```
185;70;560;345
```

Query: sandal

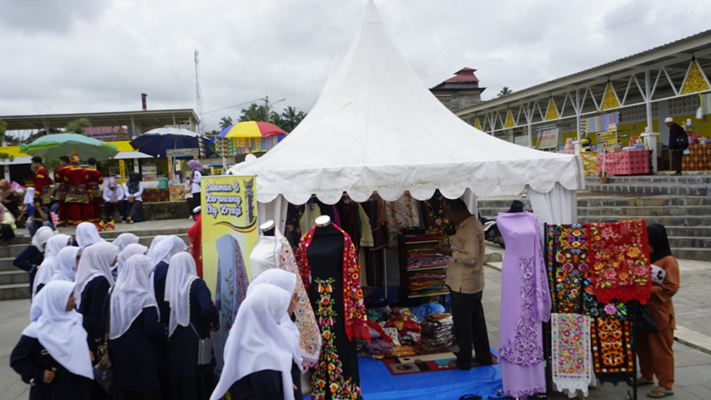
647;388;674;398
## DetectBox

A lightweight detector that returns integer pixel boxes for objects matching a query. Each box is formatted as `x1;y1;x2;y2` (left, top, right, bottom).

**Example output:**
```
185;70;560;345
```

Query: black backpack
675;130;689;149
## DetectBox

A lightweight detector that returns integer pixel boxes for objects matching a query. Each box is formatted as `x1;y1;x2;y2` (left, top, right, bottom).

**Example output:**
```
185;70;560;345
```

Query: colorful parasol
21;133;119;160
216;121;287;139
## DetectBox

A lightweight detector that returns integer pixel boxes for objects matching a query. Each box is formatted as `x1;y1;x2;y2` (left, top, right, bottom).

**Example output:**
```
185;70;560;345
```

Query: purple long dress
497;212;551;399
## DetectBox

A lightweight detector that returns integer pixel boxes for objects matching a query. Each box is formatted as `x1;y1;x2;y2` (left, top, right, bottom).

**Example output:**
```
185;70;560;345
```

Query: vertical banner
201;175;258;370
118;160;126;184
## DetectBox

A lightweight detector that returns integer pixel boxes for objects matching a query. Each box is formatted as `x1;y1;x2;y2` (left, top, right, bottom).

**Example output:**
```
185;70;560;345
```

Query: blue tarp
306;349;505;400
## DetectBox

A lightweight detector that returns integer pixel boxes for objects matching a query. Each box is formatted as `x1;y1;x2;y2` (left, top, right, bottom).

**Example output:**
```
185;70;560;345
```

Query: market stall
597;148;651;176
223;1;585;399
682;139;711;171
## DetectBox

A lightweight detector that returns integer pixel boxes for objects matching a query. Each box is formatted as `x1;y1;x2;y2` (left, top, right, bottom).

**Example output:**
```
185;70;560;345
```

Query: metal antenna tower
194;49;205;135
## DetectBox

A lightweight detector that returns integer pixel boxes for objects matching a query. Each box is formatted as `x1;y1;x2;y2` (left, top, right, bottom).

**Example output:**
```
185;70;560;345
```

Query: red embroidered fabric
297;223;371;343
587;220;652;305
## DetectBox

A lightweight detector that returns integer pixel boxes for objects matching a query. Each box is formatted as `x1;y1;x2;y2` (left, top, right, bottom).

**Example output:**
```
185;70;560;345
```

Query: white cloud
1;0;710;132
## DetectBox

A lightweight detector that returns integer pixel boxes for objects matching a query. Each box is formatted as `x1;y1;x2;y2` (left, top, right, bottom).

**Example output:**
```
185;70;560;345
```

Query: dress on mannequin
496;211;550;399
297;221;369;400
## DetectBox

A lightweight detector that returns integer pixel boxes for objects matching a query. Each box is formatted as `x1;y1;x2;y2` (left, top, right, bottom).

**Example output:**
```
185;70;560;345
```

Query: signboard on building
537;128;559;149
166;148;199;157
514;135;529;147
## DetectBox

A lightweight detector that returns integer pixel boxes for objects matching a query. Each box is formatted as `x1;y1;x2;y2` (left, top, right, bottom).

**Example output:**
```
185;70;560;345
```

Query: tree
239;103;268;122
280;106;307;132
64;118;90;135
219;116;233;130
0;119;6;143
497;86;513;97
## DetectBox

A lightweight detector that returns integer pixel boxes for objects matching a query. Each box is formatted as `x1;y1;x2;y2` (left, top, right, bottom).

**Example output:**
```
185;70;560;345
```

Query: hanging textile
285;203;305;248
584;112;620;134
552;313;592;396
420;190;455;237
590;316;634;381
582;277;627;319
700;92;711;116
587;220;652;305
546;224;587;314
362;200;388;287
386;191;421;244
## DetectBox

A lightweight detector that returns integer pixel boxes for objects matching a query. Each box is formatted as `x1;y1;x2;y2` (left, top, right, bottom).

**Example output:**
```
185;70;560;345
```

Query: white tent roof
231;0;584;205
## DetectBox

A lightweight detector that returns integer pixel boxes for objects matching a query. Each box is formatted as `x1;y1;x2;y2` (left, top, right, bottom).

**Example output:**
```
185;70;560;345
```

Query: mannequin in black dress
306;217;361;399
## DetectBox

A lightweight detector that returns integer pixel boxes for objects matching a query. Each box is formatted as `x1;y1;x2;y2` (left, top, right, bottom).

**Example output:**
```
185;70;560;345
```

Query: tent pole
382;249;387;299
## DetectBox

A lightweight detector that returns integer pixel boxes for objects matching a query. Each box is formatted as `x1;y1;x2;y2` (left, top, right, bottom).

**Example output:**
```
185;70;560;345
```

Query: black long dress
307;224;361;399
165;279;220;400
79;276;112;400
10;335;92;400
13;245;44;295
108;306;165;400
153;261;171;325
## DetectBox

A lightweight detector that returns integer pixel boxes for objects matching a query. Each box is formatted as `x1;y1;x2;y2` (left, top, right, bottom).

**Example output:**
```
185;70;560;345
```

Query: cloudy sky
1;0;710;134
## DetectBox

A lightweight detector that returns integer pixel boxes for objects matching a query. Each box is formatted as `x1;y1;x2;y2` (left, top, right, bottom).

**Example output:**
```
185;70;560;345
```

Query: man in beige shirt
436;198;492;370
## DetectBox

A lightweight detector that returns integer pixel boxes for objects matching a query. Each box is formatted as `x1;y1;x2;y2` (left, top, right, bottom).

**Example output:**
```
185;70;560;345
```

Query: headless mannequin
306;217;361;393
263;227;275;237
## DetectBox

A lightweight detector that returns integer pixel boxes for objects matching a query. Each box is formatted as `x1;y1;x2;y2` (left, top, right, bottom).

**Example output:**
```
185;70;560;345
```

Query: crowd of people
9;221;305;400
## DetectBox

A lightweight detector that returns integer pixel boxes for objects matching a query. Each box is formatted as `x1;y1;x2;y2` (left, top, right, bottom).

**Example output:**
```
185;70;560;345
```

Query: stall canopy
230;0;584;219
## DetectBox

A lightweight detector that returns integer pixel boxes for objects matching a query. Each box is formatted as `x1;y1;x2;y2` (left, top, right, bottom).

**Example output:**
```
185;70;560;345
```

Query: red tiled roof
445;67;479;83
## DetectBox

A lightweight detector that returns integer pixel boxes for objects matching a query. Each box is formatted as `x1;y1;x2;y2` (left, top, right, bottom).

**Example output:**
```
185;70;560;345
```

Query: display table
682;144;711;171
597;150;650;176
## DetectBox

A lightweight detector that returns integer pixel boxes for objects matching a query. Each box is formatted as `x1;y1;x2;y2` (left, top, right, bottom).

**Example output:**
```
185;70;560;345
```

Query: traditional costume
85;166;103;223
33;165;53;206
63;153;89;226
54;164;70;226
150;236;188;324
187;212;203;277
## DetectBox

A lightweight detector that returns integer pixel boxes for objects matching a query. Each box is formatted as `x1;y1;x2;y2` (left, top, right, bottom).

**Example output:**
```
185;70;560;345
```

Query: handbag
93;292;113;393
190;322;213;366
631;300;659;333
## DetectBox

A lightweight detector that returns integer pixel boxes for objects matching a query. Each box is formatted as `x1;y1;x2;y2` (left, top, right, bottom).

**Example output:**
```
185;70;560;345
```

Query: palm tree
497;86;513;97
280;107;308;132
239;103;268;122
219;116;233;130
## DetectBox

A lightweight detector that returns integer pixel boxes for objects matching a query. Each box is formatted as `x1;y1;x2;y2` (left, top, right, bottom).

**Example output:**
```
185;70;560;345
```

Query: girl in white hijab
75;221;106;250
164;252;219;400
150;236;187;323
32;234;72;299
113;232;139;251
247;269;303;371
108;254;165;400
74;242;118;360
14;226;54;295
11;280;93;398
32;226;54;253
210;284;295;400
50;246;81;283
113;243;148;279
146;235;168;262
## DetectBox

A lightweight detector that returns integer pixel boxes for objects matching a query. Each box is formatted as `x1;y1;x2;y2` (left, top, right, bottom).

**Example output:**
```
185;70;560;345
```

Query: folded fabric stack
419;313;454;352
407;271;446;293
405;249;447;271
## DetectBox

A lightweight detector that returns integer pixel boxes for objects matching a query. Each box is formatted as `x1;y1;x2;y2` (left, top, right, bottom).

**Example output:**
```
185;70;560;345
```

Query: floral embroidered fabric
296;223;370;343
591;316;634;380
547;225;587;313
421;190;455;237
311;278;362;400
587;221;652;304
552;313;592;395
386;191;421;244
499;257;545;367
276;234;322;364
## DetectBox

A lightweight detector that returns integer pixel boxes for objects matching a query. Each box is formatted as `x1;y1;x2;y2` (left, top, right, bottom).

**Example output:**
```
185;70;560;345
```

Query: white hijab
110;255;159;339
165;252;199;337
113;233;139;251
146;235;168;262
32;234;72;299
210;284;294;400
247;269;302;370
76;222;106;250
50;246;81;283
114;243;148;276
74;242;118;306
32;226;55;253
149;236;187;267
22;280;93;379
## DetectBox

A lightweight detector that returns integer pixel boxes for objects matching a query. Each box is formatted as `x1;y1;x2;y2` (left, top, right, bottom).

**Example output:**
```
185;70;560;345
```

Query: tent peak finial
362;0;383;24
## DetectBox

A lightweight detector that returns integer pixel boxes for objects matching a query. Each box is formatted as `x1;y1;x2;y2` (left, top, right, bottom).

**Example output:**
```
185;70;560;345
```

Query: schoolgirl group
11;222;304;400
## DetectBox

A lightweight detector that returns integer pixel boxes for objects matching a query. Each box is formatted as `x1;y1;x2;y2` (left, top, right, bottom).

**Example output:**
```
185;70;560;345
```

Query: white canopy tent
230;0;584;229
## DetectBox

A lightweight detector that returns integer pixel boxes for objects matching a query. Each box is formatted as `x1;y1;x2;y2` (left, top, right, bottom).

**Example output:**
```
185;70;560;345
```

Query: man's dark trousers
450;290;493;368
